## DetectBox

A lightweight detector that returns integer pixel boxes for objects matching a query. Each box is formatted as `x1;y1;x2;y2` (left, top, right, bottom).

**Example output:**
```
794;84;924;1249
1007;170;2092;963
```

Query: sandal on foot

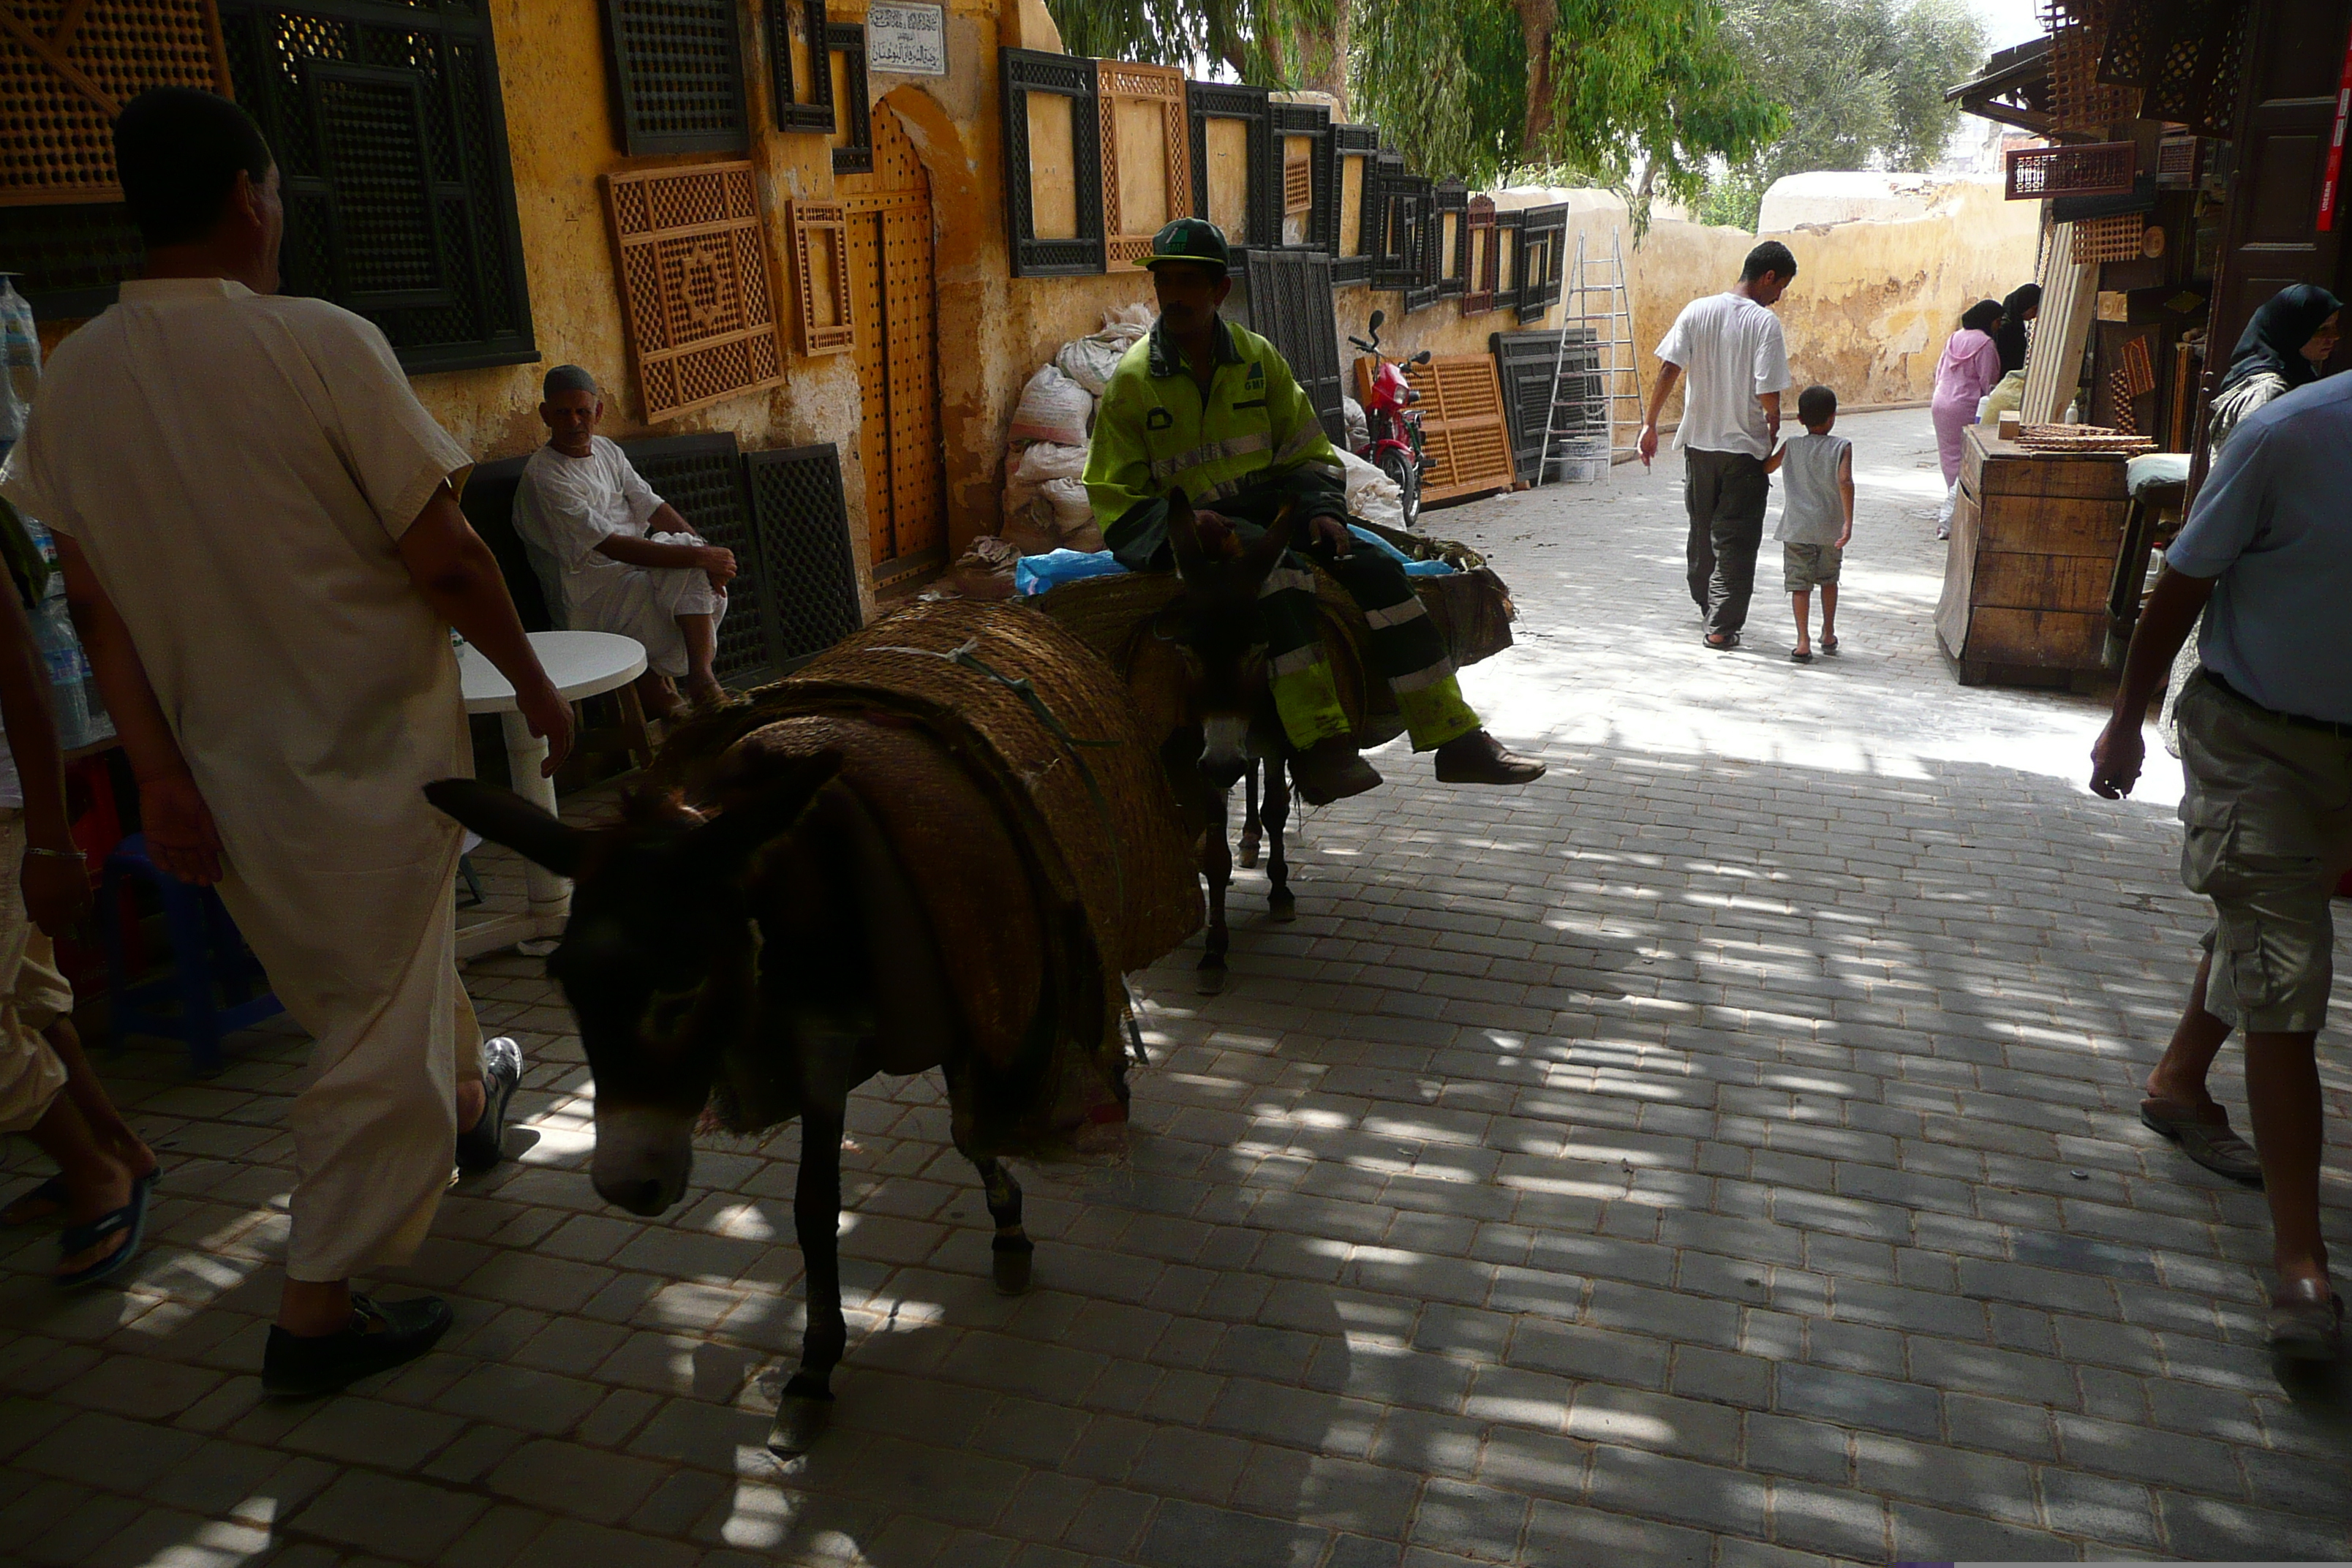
1705;632;1740;652
2140;1098;2265;1186
55;1178;151;1290
1790;648;1812;663
1820;634;1839;654
4;1175;68;1226
2269;1279;2343;1363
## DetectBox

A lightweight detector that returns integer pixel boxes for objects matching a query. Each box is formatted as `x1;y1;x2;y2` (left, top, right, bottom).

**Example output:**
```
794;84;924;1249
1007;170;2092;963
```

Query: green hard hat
1142;216;1231;274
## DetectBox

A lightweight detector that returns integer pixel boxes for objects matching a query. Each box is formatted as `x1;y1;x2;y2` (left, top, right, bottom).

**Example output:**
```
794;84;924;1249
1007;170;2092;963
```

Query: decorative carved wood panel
1270;99;1332;251
1462;195;1496;314
601;0;747;157
603;160;785;422
1096;59;1188;271
769;0;832;132
1188;79;1273;257
827;20;871;174
1396;353;1516;504
1000;46;1103;276
1330;121;1377;283
788;199;853;354
0;0;233;204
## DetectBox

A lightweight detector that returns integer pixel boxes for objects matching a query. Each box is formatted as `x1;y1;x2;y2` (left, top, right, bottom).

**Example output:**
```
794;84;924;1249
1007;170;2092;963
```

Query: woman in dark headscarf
1991;283;2040;376
2206;282;2342;457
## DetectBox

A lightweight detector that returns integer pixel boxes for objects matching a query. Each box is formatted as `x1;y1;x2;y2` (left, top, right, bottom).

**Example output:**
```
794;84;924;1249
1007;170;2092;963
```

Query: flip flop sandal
3;1175;68;1226
56;1177;151;1290
1705;633;1740;652
2140;1099;2265;1186
2269;1282;2344;1363
1820;635;1839;654
1790;648;1812;663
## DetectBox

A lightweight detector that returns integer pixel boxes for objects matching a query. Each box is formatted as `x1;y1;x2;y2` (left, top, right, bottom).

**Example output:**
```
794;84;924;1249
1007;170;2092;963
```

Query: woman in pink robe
1930;298;2006;535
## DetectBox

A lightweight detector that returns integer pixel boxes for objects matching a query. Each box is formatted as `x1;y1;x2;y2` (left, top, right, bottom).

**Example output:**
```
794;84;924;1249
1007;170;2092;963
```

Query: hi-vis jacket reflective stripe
1083;314;1345;527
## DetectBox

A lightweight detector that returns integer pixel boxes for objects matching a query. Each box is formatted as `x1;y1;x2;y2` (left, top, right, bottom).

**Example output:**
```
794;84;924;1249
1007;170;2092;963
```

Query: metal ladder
1535;227;1648;485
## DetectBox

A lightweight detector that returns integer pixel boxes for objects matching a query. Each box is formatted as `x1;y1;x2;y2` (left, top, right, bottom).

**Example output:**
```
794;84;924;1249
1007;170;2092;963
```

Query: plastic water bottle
33;592;91;750
0;274;37;447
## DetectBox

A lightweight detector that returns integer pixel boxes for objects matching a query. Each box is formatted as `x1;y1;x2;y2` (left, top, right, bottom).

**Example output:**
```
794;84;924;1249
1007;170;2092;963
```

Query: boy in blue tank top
1763;385;1854;662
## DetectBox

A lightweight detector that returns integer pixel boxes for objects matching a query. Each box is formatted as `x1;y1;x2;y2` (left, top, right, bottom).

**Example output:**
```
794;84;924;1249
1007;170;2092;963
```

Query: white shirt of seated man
513;366;735;713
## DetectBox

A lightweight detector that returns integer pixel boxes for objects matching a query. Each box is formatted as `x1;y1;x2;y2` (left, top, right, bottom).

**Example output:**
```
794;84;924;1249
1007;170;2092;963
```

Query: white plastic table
456;630;647;958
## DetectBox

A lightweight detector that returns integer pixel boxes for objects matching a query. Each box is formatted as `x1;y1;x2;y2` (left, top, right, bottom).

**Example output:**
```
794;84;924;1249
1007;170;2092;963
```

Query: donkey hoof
1237;840;1261;870
992;1239;1035;1295
1268;890;1297;923
1195;960;1226;996
767;1391;834;1456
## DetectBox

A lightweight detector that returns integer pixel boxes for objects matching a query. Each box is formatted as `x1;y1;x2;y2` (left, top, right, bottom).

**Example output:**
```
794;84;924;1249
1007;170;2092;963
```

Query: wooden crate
1936;426;2130;686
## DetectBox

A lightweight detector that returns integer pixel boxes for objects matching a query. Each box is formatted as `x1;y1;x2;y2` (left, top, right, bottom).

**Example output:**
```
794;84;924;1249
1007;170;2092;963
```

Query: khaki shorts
0;810;75;1134
2176;673;2352;1033
1783;541;1842;593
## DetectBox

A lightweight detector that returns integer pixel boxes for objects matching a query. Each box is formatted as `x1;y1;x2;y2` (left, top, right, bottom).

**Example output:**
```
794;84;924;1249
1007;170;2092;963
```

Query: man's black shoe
263;1294;453;1398
456;1036;523;1175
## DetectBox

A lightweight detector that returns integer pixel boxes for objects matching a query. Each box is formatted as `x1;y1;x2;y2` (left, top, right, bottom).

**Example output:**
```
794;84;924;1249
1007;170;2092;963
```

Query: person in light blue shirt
2090;370;2352;1364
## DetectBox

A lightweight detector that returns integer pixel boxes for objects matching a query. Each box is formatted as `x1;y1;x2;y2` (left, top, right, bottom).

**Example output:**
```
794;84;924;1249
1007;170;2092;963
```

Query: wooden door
842;110;944;581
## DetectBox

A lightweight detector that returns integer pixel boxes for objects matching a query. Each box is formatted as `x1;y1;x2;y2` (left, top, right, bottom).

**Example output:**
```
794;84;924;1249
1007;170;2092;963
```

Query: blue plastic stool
100;833;284;1075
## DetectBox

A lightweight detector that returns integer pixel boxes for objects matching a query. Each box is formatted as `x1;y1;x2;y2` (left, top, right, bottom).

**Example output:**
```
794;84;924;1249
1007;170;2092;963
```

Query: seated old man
1085;217;1542;803
513;366;735;714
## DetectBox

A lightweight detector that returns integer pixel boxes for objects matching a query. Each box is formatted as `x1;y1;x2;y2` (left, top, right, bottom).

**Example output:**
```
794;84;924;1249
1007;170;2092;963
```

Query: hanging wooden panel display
1462;195;1496;314
1096;59;1189;271
1188;80;1275;257
603;160;787;422
746;442;864;664
1517;203;1567;321
601;0;748;156
1392;353;1516;505
1270;99;1334;252
769;0;832;132
1244;248;1346;447
0;0;233;204
1330;121;1378;284
1433;179;1469;298
1491;208;1524;312
999;47;1103;276
788;199;853;354
827;21;872;174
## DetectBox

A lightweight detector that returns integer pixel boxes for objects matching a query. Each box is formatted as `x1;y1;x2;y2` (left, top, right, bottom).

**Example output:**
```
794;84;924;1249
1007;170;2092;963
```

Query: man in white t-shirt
513;367;734;715
1639;241;1797;651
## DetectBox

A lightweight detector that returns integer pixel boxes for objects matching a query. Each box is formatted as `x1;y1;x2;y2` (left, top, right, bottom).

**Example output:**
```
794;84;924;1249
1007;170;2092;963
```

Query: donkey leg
1199;785;1232;995
769;1103;848;1456
973;1156;1034;1294
1264;759;1296;922
1237;760;1262;870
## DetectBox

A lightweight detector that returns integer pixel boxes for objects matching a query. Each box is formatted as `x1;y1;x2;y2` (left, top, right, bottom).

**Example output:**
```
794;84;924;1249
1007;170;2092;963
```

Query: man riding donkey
1082;217;1544;802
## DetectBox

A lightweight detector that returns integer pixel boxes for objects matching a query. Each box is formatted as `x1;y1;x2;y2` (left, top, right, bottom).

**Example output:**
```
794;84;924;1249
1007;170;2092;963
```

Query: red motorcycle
1347;308;1431;529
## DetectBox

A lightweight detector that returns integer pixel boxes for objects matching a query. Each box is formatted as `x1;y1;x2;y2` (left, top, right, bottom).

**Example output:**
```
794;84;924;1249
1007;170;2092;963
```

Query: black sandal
56;1178;151;1290
1790;648;1812;663
1705;632;1740;651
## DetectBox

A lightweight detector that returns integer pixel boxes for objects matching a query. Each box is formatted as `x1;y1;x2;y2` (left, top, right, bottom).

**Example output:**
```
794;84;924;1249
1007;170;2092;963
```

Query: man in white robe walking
513;366;734;715
1;88;570;1394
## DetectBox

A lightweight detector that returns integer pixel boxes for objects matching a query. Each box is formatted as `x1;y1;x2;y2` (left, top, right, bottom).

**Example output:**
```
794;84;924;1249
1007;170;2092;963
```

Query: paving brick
1773;1363;1939;1441
1586;1445;1767;1535
486;1438;668;1525
1133;1499;1331;1568
290;1469;489;1561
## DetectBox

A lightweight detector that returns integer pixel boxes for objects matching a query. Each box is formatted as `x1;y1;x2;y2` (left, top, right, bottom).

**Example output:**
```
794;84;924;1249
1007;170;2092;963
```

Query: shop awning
1945;36;2054;135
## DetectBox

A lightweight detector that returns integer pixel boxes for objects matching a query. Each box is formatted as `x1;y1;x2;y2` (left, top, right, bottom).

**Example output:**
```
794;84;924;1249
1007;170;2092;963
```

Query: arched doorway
838;108;943;584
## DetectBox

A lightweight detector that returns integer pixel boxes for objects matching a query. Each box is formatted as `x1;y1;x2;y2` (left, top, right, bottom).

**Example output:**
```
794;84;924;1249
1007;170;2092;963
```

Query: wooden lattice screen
0;0;233;205
1434;178;1468;299
602;0;747;157
604;161;787;422
1096;59;1188;271
1270;99;1334;252
1330;121;1377;284
769;0;832;132
1190;80;1273;257
999;47;1103;276
1462;195;1496;314
1393;353;1516;504
788;199;853;354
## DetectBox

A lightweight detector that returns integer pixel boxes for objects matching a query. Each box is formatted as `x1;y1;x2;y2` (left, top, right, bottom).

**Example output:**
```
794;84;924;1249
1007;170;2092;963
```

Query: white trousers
0;813;73;1134
566;532;728;679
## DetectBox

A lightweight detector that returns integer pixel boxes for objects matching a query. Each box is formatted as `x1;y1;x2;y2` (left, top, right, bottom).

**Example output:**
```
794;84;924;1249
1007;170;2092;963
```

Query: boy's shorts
1783;542;1842;593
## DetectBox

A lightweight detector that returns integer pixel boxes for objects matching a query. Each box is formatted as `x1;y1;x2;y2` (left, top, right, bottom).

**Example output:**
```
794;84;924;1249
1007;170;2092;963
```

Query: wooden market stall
1936;425;2132;686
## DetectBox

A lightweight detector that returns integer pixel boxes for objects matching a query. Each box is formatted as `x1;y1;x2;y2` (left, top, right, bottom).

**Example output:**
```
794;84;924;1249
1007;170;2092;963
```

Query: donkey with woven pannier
430;600;1198;1454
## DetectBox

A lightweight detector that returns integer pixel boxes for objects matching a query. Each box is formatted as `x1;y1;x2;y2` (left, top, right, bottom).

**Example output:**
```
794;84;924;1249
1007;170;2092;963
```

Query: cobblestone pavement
6;407;2351;1567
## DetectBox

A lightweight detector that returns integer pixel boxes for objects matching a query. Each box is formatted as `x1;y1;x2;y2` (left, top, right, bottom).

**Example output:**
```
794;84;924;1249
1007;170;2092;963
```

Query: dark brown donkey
426;752;1041;1457
1123;494;1305;995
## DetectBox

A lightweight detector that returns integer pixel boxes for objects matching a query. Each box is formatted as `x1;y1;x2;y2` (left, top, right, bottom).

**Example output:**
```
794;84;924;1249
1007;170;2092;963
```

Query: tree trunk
1285;0;1351;111
1518;0;1557;157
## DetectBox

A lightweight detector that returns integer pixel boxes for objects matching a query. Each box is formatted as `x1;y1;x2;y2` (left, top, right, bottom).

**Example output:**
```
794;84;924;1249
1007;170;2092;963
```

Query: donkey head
426;752;842;1215
1158;489;1299;790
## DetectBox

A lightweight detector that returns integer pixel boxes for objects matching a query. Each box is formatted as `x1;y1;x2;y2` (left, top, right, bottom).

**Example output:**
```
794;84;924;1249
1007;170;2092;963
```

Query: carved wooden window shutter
1403;353;1516;502
788;199;853;354
1492;206;1525;312
1517;203;1567;322
826;21;871;173
1188;80;1273;258
603;161;787;421
1433;179;1469;299
601;0;747;157
999;47;1104;276
0;0;233;205
1270;99;1333;252
1462;195;1496;314
1330;121;1377;284
1096;59;1189;271
769;0;832;132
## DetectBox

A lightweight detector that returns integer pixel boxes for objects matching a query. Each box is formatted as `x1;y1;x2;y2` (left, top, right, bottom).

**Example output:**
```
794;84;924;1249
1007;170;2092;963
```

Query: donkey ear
425;778;586;878
679;750;845;881
1164;489;1207;577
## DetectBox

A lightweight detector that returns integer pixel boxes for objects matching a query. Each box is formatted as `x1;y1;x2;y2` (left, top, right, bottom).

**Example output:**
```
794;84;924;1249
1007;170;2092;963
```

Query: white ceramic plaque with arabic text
867;4;947;75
